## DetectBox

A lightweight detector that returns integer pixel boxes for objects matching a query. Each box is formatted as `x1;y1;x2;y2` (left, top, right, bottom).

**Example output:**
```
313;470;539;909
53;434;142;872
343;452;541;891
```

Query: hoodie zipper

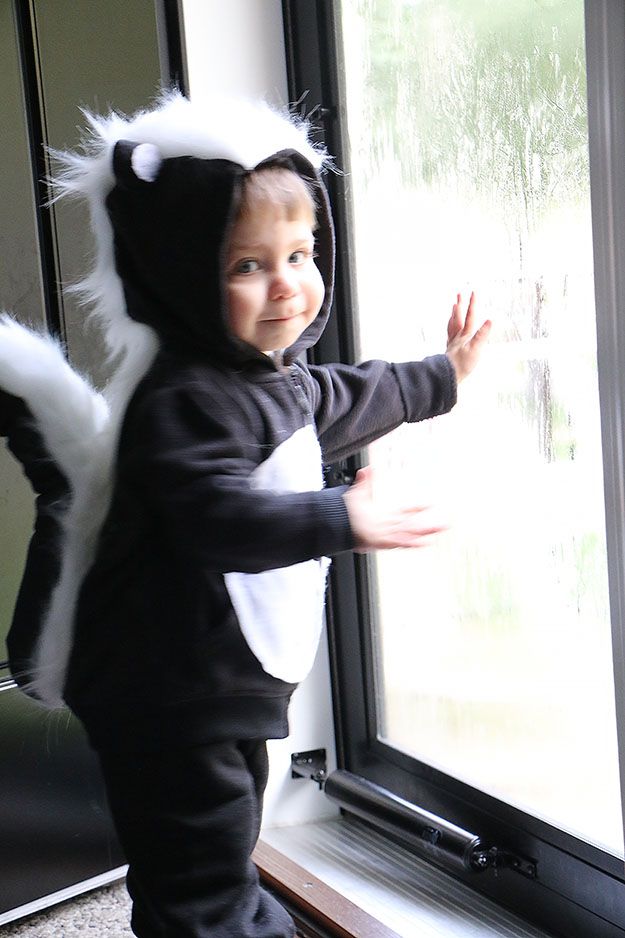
288;365;314;421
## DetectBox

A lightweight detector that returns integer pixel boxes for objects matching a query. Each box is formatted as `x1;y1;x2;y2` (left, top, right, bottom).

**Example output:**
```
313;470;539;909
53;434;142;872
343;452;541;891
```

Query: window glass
0;1;42;660
339;0;622;857
33;0;163;388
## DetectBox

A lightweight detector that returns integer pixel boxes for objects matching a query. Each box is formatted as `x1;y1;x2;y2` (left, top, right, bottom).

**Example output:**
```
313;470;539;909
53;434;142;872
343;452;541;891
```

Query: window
283;1;625;934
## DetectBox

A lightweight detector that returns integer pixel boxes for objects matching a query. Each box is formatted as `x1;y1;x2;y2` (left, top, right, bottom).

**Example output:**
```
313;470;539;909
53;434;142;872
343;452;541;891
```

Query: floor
1;881;310;938
0;882;131;937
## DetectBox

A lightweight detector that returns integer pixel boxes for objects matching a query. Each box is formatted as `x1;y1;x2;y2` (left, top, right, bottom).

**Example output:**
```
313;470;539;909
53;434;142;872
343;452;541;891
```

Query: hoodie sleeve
122;383;354;574
307;353;457;463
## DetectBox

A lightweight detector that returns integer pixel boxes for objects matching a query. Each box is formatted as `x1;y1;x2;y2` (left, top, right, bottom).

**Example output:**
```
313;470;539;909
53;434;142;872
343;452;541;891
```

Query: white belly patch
224;425;331;683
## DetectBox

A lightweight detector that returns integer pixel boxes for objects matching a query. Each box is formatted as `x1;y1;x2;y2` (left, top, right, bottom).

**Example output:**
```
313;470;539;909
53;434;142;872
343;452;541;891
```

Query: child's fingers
400;519;449;538
469;318;492;347
460;290;476;335
353;465;373;489
447;291;461;329
395;533;441;549
387;524;447;548
346;468;448;551
391;507;449;543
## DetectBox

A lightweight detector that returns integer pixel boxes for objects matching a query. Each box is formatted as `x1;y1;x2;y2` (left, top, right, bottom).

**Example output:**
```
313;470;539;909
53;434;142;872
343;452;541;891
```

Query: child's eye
233;258;260;275
289;249;310;264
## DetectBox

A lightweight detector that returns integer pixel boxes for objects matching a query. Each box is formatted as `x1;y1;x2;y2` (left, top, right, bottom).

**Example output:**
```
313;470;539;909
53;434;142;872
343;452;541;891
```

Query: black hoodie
3;94;457;751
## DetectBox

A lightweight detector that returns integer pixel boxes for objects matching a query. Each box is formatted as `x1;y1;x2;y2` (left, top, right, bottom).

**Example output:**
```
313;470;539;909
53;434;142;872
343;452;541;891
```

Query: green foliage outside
356;0;588;227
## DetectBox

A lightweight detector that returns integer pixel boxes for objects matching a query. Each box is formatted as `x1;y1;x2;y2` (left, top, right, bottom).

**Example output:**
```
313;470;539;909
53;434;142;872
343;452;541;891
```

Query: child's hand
446;292;492;382
343;466;448;552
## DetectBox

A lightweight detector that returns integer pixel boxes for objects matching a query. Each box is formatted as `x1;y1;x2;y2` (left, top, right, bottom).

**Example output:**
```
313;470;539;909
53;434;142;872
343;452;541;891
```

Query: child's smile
226;203;325;354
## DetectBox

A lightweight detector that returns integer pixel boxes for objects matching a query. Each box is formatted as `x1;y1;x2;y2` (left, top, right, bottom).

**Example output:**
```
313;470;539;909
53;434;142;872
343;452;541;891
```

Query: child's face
225;201;325;354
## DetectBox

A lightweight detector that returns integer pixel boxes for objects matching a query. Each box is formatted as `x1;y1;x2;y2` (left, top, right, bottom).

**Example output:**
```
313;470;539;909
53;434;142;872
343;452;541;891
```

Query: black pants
98;739;295;938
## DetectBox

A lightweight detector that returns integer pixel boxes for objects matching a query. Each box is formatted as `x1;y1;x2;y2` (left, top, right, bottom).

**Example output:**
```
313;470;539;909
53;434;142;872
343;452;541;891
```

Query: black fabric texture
310;355;457;463
107;152;244;361
98;739;295;937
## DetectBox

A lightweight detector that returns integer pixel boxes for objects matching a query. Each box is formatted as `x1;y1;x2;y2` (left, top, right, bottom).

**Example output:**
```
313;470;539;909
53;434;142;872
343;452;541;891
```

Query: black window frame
282;2;625;936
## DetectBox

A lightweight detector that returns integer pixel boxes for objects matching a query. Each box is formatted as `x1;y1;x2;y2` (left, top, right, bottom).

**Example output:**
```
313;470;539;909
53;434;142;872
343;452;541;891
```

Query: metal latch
291;748;327;789
470;845;537;879
324;463;355;487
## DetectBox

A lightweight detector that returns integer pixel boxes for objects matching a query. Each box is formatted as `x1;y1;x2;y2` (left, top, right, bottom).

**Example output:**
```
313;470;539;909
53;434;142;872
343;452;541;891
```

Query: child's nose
269;266;297;300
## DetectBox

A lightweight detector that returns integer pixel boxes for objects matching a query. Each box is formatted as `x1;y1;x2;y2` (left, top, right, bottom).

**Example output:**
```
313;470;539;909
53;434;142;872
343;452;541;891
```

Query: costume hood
54;90;336;367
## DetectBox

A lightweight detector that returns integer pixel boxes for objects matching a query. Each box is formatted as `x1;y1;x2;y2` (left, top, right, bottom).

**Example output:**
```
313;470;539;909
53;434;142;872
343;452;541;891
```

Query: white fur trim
224;425;331;683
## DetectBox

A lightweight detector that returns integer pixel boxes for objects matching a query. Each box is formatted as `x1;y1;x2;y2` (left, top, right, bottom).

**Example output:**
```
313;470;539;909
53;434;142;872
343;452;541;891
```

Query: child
1;92;490;937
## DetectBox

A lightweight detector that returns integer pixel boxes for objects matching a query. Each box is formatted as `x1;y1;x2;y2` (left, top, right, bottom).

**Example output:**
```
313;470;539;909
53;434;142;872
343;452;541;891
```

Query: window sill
257;817;555;938
254;838;399;938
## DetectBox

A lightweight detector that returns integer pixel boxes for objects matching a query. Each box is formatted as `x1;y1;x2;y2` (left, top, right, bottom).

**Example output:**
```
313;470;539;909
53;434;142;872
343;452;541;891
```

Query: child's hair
237;166;317;224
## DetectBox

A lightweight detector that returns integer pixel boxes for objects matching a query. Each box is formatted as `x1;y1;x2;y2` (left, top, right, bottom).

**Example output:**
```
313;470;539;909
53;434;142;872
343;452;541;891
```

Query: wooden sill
253;839;401;938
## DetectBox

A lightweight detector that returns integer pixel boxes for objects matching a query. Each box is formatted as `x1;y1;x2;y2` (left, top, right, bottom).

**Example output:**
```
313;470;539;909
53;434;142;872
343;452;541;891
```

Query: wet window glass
339;0;622;857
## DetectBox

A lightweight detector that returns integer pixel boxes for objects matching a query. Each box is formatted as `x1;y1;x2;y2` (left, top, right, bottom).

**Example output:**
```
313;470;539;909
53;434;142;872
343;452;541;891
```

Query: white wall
180;0;339;829
182;0;288;105
263;631;338;829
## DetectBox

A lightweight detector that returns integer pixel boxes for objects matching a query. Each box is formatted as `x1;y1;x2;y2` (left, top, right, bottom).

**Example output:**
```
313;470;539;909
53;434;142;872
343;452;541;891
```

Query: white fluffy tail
0;316;109;706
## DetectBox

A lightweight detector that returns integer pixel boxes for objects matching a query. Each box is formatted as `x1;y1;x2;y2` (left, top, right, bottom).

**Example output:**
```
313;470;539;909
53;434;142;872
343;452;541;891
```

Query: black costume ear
112;139;163;187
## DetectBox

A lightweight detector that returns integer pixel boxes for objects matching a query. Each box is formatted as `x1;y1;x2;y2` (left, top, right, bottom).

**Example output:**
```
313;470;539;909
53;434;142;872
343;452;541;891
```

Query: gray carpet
1;882;132;937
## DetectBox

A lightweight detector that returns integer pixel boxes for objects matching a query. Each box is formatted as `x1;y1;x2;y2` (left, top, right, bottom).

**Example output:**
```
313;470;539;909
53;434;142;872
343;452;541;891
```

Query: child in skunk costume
0;91;490;937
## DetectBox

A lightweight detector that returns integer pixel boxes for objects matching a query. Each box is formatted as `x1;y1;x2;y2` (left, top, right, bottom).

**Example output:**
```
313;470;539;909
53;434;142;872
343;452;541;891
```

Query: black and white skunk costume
0;91;457;751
